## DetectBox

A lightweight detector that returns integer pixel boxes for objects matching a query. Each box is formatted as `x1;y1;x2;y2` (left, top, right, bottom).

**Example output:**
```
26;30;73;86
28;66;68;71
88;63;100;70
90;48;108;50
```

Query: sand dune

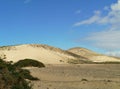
0;44;120;64
68;47;120;62
0;44;86;64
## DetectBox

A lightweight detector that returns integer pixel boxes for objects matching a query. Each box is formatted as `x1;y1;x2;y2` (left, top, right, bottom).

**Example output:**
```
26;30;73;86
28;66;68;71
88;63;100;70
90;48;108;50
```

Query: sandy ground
26;64;120;89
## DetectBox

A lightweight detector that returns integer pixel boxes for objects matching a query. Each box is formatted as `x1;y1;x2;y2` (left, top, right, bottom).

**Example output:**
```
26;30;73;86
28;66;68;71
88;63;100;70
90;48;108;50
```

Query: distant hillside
68;47;99;57
68;47;120;62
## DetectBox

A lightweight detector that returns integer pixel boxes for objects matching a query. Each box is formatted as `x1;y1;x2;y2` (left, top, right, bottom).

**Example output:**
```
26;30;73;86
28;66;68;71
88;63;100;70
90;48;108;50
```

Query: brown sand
26;64;120;89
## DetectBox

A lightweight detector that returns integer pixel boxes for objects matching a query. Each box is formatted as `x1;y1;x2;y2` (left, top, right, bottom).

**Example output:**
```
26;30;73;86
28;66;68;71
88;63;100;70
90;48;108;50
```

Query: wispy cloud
74;0;120;26
86;30;120;50
74;0;120;56
24;0;32;4
74;10;101;26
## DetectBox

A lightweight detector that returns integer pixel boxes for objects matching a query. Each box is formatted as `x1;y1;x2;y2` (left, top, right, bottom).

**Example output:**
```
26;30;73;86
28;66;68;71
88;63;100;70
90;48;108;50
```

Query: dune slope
0;44;87;64
68;47;120;62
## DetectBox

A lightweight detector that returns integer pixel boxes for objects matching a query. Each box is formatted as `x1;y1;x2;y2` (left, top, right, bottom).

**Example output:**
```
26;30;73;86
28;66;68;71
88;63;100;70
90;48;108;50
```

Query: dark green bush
0;59;40;89
14;59;45;68
11;81;32;89
18;69;39;80
81;78;88;81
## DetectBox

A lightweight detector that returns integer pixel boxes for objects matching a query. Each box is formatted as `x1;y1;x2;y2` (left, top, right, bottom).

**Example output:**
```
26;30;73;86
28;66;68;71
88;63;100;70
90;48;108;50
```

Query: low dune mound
68;47;120;62
0;44;88;64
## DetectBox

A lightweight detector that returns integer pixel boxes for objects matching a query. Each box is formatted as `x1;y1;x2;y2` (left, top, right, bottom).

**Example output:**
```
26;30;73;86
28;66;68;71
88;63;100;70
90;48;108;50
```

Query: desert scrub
0;58;39;89
67;58;92;64
0;46;16;51
0;53;6;59
14;59;45;68
81;78;88;81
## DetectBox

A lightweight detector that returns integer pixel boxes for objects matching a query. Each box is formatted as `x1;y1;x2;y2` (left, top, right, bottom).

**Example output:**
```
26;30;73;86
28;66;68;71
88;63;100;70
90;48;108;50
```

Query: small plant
81;78;88;81
107;80;112;82
59;60;64;62
0;53;6;59
104;79;112;82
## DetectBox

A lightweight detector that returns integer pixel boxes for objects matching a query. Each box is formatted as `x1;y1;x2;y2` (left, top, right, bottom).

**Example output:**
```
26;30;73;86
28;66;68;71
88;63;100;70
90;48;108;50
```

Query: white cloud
111;0;120;11
74;0;120;26
74;10;101;26
74;0;120;56
86;30;120;50
105;51;120;57
24;0;32;4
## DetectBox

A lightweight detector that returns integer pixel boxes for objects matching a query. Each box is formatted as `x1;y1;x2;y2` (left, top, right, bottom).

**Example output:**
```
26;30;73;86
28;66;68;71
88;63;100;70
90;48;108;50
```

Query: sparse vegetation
0;58;42;89
67;58;92;64
0;53;6;59
97;62;120;64
59;60;64;62
29;44;88;60
67;58;120;64
0;46;16;51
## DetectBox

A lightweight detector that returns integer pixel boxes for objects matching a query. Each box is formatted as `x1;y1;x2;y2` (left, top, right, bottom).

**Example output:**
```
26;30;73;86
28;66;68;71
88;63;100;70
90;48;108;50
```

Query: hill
0;44;120;64
68;47;120;62
0;44;88;64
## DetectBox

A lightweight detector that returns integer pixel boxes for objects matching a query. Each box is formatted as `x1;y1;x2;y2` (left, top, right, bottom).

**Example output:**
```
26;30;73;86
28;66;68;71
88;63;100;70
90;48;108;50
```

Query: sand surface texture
26;64;120;89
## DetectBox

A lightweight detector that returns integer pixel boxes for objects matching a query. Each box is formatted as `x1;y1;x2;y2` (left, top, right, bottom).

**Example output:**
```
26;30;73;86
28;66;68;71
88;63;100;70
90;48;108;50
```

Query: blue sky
0;0;120;55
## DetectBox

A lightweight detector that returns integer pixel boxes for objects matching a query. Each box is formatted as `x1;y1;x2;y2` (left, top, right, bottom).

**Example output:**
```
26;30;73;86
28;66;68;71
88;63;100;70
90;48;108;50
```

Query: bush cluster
0;58;45;89
14;59;45;68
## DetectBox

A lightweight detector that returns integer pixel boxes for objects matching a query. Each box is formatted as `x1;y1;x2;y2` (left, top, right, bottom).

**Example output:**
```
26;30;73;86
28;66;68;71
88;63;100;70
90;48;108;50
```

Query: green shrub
0;58;40;89
11;81;32;89
14;59;45;68
18;69;39;80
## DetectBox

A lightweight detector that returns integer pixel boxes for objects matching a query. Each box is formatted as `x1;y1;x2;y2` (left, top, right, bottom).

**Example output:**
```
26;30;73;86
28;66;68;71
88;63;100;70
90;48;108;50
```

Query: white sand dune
0;44;120;63
0;44;81;64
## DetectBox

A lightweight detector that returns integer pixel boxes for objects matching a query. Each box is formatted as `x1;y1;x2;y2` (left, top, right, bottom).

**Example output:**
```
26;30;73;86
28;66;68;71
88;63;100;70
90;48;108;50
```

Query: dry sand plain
27;64;120;89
